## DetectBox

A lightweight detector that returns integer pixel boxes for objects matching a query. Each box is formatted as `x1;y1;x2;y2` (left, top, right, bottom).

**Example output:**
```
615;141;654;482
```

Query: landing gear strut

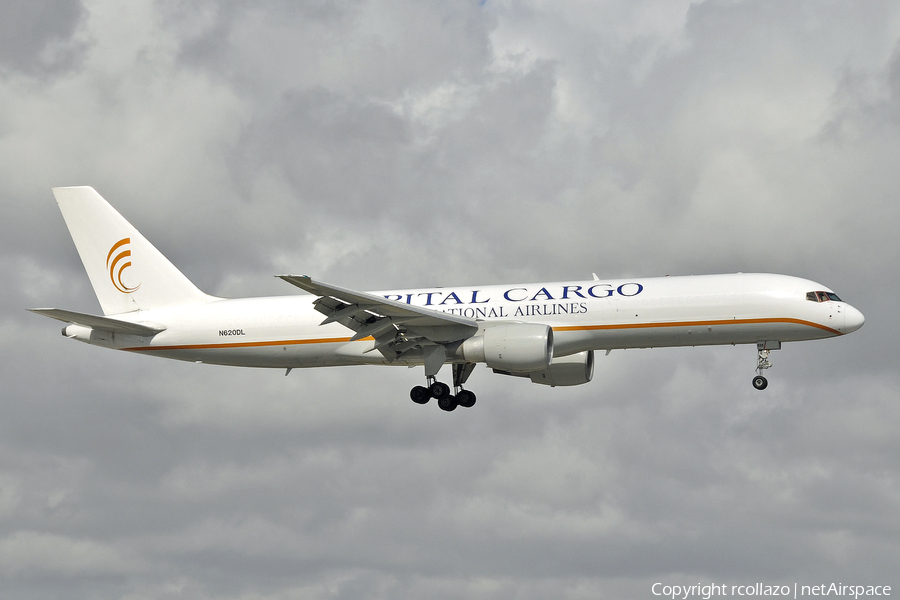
408;363;477;411
752;341;780;390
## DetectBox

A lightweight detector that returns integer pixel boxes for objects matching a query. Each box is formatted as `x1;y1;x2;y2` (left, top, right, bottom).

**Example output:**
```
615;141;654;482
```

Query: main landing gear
752;341;780;390
410;363;477;412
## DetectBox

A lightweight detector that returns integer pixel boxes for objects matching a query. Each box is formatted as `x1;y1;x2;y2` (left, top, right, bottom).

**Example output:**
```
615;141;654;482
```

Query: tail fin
52;186;214;315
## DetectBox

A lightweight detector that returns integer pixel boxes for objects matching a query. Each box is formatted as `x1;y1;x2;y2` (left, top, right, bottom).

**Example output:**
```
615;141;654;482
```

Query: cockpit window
807;291;841;302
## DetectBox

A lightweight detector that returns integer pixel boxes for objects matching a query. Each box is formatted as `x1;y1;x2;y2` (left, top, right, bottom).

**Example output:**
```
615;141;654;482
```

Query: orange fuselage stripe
554;317;841;336
122;317;840;353
124;336;361;352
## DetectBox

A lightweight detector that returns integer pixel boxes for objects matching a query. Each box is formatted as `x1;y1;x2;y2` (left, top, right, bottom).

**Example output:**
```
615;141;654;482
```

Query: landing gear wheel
410;385;431;404
429;381;451;400
456;390;476;408
437;395;458;412
752;375;768;390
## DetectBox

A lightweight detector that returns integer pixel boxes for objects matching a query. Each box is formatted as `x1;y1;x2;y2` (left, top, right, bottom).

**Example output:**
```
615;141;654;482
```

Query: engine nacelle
526;350;594;387
461;323;553;372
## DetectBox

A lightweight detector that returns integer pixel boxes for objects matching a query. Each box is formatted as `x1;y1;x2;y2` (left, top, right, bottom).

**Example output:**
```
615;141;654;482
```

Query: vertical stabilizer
52;186;214;315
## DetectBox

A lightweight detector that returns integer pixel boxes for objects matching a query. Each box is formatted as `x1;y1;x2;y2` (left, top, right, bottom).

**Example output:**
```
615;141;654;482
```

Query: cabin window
807;291;842;302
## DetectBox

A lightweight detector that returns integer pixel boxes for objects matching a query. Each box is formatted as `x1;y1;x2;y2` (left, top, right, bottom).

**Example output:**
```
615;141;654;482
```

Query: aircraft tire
456;390;476;408
752;375;768;390
438;395;458;412
430;381;451;400
410;386;431;404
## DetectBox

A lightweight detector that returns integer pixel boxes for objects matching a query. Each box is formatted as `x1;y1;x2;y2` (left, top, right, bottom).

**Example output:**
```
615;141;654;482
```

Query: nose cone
843;305;865;333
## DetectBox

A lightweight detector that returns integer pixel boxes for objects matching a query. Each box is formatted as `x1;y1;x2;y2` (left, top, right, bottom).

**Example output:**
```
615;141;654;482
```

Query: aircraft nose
843;305;865;333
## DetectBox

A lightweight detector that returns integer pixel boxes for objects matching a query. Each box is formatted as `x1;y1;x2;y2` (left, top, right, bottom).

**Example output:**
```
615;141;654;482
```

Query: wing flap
278;275;478;363
278;275;478;343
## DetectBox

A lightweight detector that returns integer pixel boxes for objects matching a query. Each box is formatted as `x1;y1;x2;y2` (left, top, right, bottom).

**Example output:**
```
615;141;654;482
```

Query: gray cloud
1;0;898;598
0;0;86;76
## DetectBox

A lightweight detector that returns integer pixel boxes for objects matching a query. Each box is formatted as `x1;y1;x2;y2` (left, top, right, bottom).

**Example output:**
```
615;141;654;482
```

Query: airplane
30;187;865;411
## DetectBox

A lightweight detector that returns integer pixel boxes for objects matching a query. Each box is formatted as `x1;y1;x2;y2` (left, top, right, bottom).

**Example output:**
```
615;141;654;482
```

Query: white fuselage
65;273;865;370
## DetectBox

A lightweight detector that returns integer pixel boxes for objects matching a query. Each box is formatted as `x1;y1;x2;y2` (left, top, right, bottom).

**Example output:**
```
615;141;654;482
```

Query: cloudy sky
1;0;898;598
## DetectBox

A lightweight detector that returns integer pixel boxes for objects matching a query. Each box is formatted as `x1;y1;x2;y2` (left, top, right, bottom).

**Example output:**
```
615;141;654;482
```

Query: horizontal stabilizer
28;308;165;336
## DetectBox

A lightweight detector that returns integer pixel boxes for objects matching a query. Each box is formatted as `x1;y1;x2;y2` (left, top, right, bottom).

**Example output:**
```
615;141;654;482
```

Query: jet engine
460;323;553;372
526;350;594;386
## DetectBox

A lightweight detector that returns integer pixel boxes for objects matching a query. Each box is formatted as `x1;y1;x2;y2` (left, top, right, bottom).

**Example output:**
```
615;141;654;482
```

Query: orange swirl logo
106;238;141;294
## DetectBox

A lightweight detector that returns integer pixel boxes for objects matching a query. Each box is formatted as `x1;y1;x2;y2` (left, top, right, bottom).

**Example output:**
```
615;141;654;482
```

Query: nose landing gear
752;341;780;390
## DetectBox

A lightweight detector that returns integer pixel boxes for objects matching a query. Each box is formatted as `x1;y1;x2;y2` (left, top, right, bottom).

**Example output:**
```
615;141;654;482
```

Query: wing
28;308;166;336
278;275;478;363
